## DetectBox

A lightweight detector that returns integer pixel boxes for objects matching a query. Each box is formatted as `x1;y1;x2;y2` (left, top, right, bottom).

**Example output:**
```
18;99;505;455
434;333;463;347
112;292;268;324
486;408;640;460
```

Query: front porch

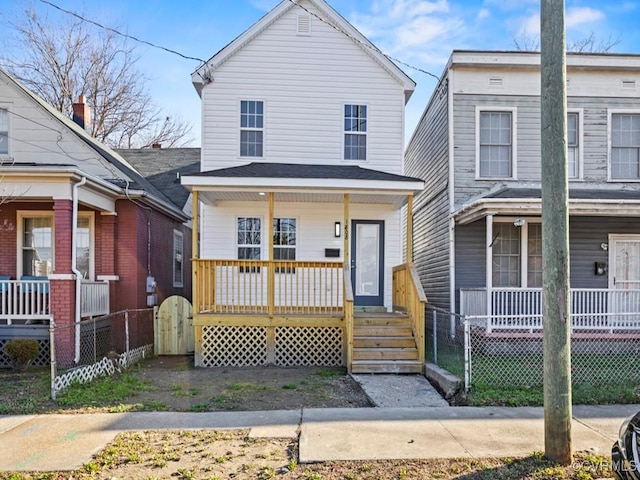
460;287;640;333
0;278;110;325
192;259;426;372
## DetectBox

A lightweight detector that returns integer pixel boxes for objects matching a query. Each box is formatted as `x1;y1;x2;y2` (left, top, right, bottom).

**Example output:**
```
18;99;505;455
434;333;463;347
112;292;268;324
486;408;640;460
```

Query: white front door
609;235;640;327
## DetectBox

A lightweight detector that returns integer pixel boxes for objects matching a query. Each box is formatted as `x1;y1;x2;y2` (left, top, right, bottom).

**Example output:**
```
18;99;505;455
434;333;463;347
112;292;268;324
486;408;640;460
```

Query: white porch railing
460;288;640;333
0;279;50;324
0;279;110;324
80;281;110;317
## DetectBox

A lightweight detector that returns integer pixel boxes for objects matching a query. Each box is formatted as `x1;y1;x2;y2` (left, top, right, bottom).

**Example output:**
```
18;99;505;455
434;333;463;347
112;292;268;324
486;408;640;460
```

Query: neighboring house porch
456;188;640;340
183;163;426;373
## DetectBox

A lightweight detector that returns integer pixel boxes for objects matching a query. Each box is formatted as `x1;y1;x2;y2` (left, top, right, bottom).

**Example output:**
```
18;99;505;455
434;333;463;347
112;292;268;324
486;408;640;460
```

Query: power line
39;0;207;65
286;0;441;82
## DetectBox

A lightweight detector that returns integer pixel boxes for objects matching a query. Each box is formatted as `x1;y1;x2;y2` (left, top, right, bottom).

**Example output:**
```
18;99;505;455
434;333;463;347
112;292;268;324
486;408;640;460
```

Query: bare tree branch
514;30;621;53
1;7;192;148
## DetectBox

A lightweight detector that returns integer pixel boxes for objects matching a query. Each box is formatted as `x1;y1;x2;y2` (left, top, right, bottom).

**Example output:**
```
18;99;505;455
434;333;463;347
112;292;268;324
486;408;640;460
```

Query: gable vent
488;77;503;87
297;13;311;35
622;80;636;89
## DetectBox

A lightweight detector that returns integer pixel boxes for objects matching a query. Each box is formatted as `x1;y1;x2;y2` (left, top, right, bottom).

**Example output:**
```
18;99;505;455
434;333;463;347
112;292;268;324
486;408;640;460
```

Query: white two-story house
181;0;425;372
406;50;640;336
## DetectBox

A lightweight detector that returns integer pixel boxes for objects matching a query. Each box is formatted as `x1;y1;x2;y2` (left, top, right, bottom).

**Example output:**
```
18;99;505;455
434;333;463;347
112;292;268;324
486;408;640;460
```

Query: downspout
72;176;87;363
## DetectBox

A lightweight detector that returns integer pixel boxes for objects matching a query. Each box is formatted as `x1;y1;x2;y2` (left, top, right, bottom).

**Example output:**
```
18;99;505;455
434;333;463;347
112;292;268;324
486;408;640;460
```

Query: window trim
173;229;184;288
343;103;368;162
239;100;265;159
236;215;263;261
492;217;542;288
567;109;584;181
608;109;640;182
17;211;55;278
77;211;95;280
0;105;10;157
475;106;518;180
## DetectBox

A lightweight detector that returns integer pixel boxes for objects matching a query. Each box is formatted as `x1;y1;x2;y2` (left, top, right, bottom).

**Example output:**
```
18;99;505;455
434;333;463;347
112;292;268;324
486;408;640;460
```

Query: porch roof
454;187;640;224
181;163;424;207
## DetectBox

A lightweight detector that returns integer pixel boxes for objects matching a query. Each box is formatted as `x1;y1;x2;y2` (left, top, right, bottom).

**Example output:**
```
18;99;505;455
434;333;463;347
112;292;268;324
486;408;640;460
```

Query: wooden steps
351;312;423;374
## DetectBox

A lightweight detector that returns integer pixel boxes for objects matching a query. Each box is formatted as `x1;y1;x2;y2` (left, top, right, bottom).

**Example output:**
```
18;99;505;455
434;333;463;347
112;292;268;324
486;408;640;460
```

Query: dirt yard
130;355;372;411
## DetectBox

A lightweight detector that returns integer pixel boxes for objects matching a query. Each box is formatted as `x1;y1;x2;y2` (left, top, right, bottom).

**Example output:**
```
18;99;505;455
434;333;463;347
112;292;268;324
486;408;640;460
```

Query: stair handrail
393;262;427;367
343;263;354;373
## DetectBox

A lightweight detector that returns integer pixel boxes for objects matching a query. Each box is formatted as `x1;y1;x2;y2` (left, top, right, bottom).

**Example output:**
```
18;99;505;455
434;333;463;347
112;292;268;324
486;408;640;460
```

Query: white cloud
566;6;604;28
477;8;491;21
250;0;280;12
516;12;540;37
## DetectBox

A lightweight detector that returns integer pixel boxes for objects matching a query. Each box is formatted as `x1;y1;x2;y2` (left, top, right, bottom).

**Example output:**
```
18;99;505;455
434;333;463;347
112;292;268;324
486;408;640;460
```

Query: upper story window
478;110;514;178
344;104;367;161
240;100;263;157
567;112;580;179
0;108;8;155
611;113;640;180
173;230;184;288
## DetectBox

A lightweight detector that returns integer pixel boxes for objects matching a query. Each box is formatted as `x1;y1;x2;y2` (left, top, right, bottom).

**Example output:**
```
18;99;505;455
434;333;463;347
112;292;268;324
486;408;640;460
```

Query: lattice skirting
52;344;153;397
0;338;50;368
198;325;344;367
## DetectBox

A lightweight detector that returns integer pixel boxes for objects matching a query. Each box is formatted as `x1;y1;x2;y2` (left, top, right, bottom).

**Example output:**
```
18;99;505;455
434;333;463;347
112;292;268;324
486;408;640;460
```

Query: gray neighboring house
405;50;640;331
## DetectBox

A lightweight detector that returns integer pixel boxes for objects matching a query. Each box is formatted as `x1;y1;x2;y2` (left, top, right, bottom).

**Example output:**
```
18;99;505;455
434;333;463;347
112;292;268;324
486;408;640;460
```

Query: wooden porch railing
195;259;344;315
460;287;640;332
392;263;427;364
80;281;110;317
0;279;50;324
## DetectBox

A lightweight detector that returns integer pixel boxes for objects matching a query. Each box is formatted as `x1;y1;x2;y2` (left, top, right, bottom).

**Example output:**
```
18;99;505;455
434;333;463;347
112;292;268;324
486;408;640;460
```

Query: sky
1;0;640;147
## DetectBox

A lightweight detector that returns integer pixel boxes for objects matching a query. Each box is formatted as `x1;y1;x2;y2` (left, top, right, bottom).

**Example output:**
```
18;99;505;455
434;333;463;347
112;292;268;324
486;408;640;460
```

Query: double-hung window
567;112;580;179
240;100;264;157
478;110;514;178
344;104;367;160
237;217;261;261
273;218;296;273
492;221;542;288
0;108;8;155
611;113;640;180
173;230;184;287
21;214;54;277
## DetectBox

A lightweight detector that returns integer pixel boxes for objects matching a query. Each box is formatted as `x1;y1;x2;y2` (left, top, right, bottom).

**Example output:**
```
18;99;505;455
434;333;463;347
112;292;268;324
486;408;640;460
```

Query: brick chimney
72;95;91;130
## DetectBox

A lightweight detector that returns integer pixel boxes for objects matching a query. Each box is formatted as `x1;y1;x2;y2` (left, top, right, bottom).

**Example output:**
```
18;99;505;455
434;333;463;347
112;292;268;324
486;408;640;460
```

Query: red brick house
0;69;191;366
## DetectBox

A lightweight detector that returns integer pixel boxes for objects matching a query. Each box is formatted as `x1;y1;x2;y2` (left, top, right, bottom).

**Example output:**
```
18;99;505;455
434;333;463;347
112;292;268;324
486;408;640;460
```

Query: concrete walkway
352;373;449;407
0;404;637;472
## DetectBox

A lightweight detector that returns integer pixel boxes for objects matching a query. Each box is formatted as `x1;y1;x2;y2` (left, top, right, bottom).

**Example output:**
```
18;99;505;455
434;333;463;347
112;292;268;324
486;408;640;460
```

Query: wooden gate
155;296;194;355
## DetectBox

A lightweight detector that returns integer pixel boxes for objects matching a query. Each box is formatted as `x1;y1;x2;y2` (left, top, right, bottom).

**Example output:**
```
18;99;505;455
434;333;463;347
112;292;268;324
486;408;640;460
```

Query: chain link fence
465;317;640;391
427;304;640;394
50;309;155;399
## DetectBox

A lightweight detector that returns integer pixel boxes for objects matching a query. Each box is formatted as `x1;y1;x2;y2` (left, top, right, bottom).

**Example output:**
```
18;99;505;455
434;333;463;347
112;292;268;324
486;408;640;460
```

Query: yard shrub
4;339;39;371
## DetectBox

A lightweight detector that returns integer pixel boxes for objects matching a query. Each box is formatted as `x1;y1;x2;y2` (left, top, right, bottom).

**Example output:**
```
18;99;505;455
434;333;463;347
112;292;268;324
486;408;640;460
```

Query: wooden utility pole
541;0;572;464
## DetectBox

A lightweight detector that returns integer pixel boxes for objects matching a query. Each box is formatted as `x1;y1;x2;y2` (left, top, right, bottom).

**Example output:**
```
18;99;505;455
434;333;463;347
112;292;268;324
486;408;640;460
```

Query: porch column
406;194;413;263
343;194;350;266
486;214;493;333
267;192;274;316
50;199;76;367
192;191;199;314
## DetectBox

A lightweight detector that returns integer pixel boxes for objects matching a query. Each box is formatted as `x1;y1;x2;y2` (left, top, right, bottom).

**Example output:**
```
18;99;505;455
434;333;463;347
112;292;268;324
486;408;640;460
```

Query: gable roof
0;69;188;222
117;148;200;210
191;0;415;101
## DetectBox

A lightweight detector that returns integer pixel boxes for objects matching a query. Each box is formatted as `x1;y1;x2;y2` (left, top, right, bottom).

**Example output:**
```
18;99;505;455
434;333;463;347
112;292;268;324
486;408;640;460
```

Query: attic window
297;13;311;35
488;77;503;87
622;80;636;89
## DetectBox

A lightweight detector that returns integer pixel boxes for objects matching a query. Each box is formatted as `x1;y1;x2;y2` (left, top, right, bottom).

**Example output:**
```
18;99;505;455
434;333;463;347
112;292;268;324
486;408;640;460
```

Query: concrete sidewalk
1;404;638;472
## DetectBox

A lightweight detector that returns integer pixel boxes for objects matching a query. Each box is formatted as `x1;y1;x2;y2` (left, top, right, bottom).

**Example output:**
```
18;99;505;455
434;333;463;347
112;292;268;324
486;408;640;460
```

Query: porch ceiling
195;190;413;207
455;198;640;225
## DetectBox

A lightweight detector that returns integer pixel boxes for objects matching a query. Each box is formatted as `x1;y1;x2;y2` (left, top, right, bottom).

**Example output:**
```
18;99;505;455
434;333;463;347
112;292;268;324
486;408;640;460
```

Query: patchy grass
55;372;154;410
0;432;615;480
0;368;53;414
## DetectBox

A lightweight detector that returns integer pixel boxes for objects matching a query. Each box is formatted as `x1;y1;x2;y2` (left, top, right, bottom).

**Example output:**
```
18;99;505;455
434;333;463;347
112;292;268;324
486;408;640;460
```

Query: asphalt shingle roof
192;162;422;183
488;187;640;200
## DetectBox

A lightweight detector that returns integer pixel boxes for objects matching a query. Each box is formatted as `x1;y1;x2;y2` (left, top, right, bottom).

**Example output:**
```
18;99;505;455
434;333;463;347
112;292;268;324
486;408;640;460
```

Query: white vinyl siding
173;230;184;287
477;110;514;178
611;113;640;180
200;2;405;174
0;107;8;155
201;202;400;309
